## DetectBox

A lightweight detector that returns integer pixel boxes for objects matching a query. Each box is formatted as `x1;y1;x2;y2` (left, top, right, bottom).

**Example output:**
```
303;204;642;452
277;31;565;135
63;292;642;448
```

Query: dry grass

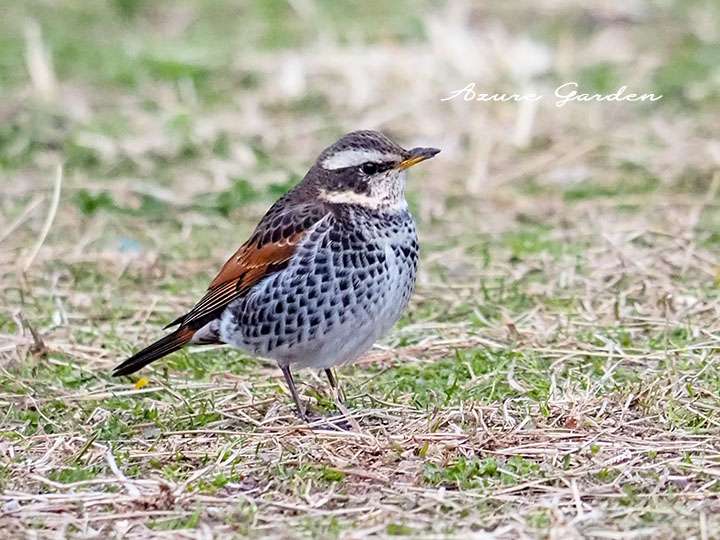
2;0;720;538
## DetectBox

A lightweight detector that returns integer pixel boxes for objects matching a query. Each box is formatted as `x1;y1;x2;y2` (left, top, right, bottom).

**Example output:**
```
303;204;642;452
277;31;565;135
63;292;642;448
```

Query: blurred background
3;0;718;220
2;1;720;537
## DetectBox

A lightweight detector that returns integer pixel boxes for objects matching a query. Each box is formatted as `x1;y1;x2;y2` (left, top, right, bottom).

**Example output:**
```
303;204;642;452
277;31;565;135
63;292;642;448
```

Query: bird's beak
397;147;441;170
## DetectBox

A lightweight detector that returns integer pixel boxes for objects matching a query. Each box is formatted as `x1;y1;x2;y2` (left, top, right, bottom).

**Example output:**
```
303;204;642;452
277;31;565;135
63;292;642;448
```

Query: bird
113;130;440;420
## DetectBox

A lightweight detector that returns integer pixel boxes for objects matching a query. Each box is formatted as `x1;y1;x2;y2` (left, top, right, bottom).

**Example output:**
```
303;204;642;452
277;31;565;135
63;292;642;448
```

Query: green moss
49;465;101;484
422;456;542;490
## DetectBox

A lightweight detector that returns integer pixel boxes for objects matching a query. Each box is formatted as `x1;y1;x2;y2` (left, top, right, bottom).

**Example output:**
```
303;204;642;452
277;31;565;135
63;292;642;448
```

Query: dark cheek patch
352;179;371;195
323;164;396;196
330;169;371;195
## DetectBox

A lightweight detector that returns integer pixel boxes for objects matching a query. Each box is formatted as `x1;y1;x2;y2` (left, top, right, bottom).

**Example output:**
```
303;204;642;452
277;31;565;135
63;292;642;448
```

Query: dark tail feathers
113;327;195;377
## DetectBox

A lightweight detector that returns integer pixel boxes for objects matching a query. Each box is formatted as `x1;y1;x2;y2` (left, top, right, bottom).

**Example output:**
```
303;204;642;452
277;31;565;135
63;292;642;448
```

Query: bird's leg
324;368;338;390
323;367;357;430
281;365;307;421
324;368;346;403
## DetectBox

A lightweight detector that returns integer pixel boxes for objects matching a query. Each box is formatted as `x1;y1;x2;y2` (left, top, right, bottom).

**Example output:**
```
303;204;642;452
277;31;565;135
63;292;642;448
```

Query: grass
1;0;720;538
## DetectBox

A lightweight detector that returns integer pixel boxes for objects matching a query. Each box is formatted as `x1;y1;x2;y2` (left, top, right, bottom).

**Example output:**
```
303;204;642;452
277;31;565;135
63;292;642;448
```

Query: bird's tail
113;327;195;377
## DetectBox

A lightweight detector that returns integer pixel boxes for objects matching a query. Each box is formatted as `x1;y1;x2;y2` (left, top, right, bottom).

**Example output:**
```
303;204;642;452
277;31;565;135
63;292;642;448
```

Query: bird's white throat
318;188;407;210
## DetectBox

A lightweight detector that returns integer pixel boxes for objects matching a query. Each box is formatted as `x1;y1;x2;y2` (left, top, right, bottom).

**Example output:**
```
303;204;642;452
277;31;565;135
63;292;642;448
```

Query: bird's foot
297;406;356;431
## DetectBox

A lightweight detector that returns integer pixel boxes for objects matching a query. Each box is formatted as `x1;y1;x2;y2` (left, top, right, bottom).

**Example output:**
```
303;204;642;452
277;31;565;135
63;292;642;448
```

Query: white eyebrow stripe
321;149;401;170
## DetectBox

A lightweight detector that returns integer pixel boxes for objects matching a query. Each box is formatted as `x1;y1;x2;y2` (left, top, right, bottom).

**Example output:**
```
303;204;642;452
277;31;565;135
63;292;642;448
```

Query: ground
1;1;720;539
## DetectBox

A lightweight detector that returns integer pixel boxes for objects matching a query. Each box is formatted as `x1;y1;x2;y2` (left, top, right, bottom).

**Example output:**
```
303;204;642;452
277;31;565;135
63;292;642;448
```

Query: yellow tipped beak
398;147;441;170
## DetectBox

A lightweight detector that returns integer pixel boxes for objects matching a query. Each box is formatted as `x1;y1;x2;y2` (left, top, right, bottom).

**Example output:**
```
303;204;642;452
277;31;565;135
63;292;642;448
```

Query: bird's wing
166;203;329;330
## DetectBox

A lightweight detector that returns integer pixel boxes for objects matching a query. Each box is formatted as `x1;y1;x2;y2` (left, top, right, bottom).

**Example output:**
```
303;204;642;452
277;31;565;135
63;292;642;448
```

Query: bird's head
306;130;440;211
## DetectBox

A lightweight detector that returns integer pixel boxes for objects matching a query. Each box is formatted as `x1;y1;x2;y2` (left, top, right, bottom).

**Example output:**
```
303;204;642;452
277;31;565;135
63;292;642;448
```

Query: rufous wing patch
172;230;307;328
209;233;301;290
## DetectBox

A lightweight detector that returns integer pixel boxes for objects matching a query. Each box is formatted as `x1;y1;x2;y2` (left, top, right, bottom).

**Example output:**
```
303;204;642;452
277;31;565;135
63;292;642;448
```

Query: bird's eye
360;162;379;175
